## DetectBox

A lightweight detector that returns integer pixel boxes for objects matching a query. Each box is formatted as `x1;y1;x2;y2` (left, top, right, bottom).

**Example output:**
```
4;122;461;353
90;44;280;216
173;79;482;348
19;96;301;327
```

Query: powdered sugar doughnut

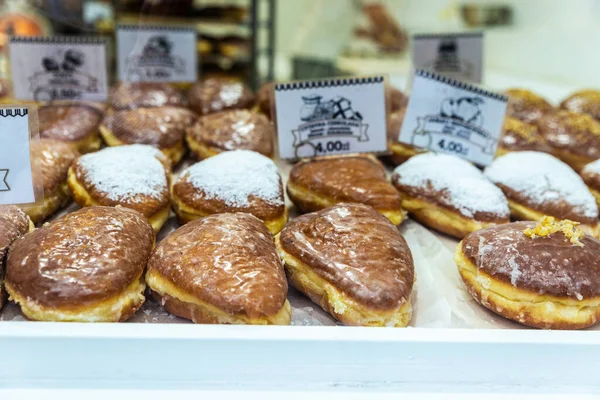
392;153;510;239
171;150;287;234
67;144;171;232
485;151;599;237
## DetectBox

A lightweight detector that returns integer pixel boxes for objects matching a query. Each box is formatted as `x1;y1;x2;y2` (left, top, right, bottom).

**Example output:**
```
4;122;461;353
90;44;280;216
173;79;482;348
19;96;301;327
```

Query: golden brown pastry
386;107;426;165
456;218;600;329
5;206;154;322
505;88;554;123
496;117;551;156
560;90;600;121
534;110;600;171
287;156;405;225
392;153;510;239
22;139;79;224
581;158;600;208
485;151;599;237
109;82;188;111
68;145;172;232
186;109;273;159
171;150;287;234
275;203;414;327
256;81;275;116
187;78;255;115
99;106;196;164
387;85;409;112
146;212;290;325
0;206;33;310
38;101;104;153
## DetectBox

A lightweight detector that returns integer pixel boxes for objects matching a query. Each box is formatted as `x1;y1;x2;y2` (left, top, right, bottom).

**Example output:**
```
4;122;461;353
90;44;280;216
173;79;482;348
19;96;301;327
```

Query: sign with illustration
412;32;483;83
9;36;108;101
274;76;388;160
398;69;507;166
117;25;197;82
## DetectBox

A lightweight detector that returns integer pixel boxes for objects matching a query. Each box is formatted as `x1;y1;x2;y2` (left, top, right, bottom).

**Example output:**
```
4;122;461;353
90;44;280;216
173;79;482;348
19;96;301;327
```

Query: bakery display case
2;1;600;399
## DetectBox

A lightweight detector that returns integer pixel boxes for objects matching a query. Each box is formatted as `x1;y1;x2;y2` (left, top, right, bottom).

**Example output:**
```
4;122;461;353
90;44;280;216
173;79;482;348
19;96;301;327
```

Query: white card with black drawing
274;77;388;160
117;25;197;83
412;32;483;83
9;36;108;102
398;70;507;166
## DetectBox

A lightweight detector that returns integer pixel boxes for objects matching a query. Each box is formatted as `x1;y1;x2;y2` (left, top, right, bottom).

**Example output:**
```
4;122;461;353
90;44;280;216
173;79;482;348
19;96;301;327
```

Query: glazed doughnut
287;156;406;225
186;109;274;159
99;106;196;164
560;90;600;121
581;159;600;207
256;81;275;116
171;150;287;234
387;107;426;165
534;110;600;171
38;101;104;153
505;88;554;123
392;153;510;239
0;206;33;310
275;203;414;327
109;82;188;111
485;151;599;237
68;145;172;232
22;139;79;224
496;117;551;156
187;78;255;115
146;213;291;325
455;218;600;329
5;206;154;322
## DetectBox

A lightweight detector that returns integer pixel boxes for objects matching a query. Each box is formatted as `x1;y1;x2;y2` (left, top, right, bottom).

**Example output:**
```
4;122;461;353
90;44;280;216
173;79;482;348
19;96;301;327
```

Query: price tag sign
117;25;197;83
274;76;388;160
398;69;507;166
0;106;42;205
412;32;483;83
9;36;108;102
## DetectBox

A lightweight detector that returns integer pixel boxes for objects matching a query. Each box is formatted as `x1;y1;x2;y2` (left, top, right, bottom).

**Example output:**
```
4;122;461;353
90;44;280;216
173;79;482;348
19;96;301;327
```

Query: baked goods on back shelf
505;88;554;123
287;156;405;225
455;218;600;329
5;206;154;322
187;78;255;115
496;117;551;156
392;153;510;239
146;212;291;325
68;145;172;232
38;101;104;153
560;90;600;121
171;150;287;234
22;139;79;224
109;82;188;111
0;206;33;310
99;106;197;164
275;203;414;327
534;110;600;171
485;151;599;237
186;109;274;159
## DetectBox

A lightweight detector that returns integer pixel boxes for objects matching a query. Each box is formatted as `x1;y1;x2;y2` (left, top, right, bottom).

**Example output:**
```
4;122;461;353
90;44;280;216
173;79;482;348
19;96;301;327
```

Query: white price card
0;107;41;205
274;76;388;160
398;69;507;167
412;32;483;83
117;25;197;83
9;36;108;102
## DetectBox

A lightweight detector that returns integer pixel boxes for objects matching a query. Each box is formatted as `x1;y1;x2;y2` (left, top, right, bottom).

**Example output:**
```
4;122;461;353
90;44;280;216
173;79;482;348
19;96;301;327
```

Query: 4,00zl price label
434;138;469;157
294;139;351;158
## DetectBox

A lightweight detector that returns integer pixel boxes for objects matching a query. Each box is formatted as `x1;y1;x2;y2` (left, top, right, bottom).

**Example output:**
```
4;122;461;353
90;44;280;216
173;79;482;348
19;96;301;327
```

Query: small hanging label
412;32;483;83
398;69;507;166
10;36;109;102
274;76;388;160
117;24;197;83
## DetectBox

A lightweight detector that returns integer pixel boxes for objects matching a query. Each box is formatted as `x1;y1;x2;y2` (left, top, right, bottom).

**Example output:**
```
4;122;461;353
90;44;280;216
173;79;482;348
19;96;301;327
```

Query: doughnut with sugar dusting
505;88;554;123
560;89;600;121
187;78;255;116
496;117;551;156
109;82;187;111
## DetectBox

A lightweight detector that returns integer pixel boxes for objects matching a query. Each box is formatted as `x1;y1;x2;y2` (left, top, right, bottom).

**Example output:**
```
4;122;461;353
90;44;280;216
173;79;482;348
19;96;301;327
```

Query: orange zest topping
524;216;585;247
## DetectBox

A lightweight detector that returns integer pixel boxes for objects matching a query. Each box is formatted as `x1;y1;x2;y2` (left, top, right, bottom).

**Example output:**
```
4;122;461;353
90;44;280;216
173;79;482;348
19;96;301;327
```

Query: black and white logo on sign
117;25;196;83
275;77;387;160
10;36;108;101
399;70;507;166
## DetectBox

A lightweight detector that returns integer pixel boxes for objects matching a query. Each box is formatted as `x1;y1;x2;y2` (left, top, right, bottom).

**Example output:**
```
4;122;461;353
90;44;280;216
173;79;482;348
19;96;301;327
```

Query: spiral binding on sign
0;108;28;118
415;69;508;102
10;36;106;45
413;32;483;40
275;76;384;91
118;24;195;32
